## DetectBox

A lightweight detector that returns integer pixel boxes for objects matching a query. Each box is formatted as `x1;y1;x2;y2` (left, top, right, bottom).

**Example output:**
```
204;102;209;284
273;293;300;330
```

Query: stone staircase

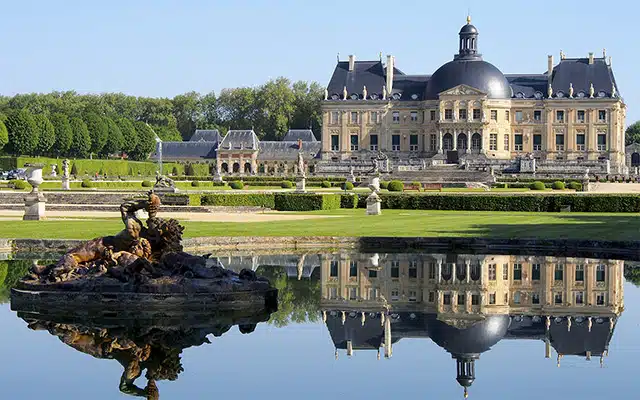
386;165;494;184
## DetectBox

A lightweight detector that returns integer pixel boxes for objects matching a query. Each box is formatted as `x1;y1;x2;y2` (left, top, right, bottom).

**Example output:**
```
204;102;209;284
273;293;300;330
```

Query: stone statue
62;159;70;178
569;83;574;98
343;86;348;100
589;83;595;98
51;164;57;177
297;151;306;178
548;84;553;98
482;109;488;122
362;85;368;100
324;87;328;100
154;171;175;189
382;85;387;100
369;158;380;176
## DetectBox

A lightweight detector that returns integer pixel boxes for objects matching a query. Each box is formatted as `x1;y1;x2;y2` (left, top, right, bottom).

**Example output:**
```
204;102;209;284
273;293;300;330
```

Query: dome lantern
456;16;481;61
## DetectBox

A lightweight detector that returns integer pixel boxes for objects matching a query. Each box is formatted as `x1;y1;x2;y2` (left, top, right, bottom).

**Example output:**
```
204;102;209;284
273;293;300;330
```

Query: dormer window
350;93;359;100
392;93;401;100
534;91;543;100
370;93;379;100
331;94;340;100
556;91;565;98
411;94;419;100
598;91;606;98
516;92;525;98
577;91;585;98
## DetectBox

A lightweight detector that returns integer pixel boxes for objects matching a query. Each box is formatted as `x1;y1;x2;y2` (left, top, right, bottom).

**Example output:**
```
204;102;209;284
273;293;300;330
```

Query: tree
152;124;182;141
129;121;156;161
83;112;108;155
115;118;138;155
256;77;295;140
0;119;7;152
216;87;259;131
291;81;324;137
172;91;203;140
102;117;124;156
50;113;73;156
69;117;91;158
33;114;56;156
5;109;38;155
626;121;640;146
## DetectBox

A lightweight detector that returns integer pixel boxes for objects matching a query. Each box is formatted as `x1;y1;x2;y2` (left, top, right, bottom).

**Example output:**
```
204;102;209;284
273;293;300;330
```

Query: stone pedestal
61;177;70;191
295;176;306;193
582;178;591;192
366;192;381;215
24;164;46;220
213;170;224;183
153;186;179;194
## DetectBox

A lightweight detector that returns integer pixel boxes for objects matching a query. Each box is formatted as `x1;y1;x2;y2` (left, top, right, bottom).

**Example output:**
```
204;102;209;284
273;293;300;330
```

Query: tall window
489;133;498;151
514;292;522;304
430;134;437;151
598;110;607;122
428;263;436;279
329;287;338;299
596;265;606;282
534;110;541;121
489;293;496;304
473;109;481;120
514;134;523;151
410;111;418;122
430;110;436;121
532;264;541;280
555;133;565;151
370;134;378;151
532;293;540;304
445;109;453;120
349;261;357;277
350;112;358;124
409;262;418;278
505;110;510;121
554;292;563;305
330;261;338;277
349;287;358;300
368;287;379;300
554;264;564;281
428;291;435;302
459;109;467;121
577;110;586;123
369;269;377;278
370;111;378;123
515;110;523;122
392;111;400;123
350;135;359;151
514;264;522;280
576;132;586;151
471;294;480;305
533;134;542;151
503;264;509;280
443;293;451;305
489;264;496;281
575;291;584;305
331;135;339;151
504;134;510;151
575;265;584;282
556;110;565;123
596;293;605;305
331;111;340;124
597;133;607;151
392;135;400;151
458;293;466;305
409;135;418;151
491;110;498;121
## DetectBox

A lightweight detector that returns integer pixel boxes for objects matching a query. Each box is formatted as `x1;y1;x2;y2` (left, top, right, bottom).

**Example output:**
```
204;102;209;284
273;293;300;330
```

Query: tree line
0;78;323;160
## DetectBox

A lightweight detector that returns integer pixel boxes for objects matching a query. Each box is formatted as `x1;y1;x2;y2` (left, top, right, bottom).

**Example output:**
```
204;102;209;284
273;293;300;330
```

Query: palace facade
321;17;626;174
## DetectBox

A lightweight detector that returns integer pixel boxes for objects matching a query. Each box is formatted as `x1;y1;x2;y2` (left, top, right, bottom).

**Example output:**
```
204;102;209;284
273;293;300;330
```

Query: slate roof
258;141;322;161
327;60;398;100
282;129;318;142
549;57;619;99
219;130;260;150
152;141;217;160
325;312;385;350
190;129;221;143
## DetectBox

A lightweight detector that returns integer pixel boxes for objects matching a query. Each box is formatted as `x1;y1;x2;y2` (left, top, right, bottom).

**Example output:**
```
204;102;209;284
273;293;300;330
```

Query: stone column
466;260;471;283
438;130;443;153
588;109;597;153
546;109;554;152
453;130;458;151
452;263;457;283
467;129;471;152
437;260;442;283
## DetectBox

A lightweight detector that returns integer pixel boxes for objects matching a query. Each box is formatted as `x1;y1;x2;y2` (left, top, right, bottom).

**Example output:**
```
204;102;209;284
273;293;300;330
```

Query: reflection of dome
428;314;510;355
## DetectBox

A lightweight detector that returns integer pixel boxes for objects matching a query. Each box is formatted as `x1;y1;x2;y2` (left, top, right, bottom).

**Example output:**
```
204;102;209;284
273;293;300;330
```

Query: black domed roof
428;314;510;355
425;59;512;100
459;24;478;34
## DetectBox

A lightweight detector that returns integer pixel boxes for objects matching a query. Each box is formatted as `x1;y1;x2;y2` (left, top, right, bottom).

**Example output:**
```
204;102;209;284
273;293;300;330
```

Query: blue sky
1;0;638;124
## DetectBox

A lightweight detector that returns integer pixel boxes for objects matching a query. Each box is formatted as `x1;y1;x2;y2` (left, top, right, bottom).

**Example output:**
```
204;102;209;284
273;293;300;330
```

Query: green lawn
0;209;638;241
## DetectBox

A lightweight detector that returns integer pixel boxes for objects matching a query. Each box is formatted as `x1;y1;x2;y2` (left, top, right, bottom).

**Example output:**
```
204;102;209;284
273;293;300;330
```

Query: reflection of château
319;253;624;398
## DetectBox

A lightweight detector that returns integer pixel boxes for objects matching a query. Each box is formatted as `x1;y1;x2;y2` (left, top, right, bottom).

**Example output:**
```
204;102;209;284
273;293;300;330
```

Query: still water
1;252;639;399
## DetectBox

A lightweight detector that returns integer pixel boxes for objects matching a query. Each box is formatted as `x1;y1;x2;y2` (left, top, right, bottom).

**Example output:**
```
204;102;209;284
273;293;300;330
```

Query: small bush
81;179;94;188
529;181;545;191
380;181;389;190
12;180;27;190
191;180;200;187
141;180;152;187
552;181;565;190
321;181;332;188
281;180;293;189
341;193;358;209
388;180;404;192
171;166;179;176
230;181;244;190
568;181;582;191
71;163;78;176
342;181;354;190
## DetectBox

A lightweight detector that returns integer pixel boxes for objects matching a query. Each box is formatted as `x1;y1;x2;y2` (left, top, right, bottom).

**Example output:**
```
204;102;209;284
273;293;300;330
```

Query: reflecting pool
1;252;639;399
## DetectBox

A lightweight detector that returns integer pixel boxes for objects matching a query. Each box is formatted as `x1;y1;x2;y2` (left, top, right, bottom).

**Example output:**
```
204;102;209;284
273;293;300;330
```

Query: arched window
244;162;252;174
457;133;468;151
472;133;482;151
456;264;466;281
632;152;640;167
258;164;265;174
442;263;452;281
221;163;228;173
443;133;454;151
232;162;240;173
470;264;480;281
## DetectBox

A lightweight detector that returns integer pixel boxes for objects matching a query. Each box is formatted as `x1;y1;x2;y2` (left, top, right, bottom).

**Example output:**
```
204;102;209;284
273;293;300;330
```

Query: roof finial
379;51;383;62
464;387;469;399
337;52;340;62
466;14;471;24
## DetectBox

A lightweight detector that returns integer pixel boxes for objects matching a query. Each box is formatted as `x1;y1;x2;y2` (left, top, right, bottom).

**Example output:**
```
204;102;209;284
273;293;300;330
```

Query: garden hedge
201;193;276;208
340;193;358;209
274;193;342;211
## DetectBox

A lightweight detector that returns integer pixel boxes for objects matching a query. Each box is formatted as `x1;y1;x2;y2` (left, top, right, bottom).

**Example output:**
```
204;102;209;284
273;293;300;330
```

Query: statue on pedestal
62;159;70;179
154;171;177;192
297;151;306;178
51;164;57;177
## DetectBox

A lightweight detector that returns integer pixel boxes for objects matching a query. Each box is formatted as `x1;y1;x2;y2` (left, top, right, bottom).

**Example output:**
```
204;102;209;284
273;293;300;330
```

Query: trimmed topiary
529;181;545;191
141;180;152;187
191;180;200;187
568;181;582;191
12;180;27;190
230;181;244;190
388;180;404;192
342;181;354;190
81;179;94;188
281;180;293;189
551;181;565;190
321;181;332;188
380;181;389;190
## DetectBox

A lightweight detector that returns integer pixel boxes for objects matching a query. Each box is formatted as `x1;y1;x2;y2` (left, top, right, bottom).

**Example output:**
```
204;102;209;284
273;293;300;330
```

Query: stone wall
0;192;137;205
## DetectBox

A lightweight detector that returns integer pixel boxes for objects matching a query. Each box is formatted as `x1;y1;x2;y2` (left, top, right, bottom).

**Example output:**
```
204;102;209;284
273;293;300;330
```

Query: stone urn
25;163;45;192
23;163;47;220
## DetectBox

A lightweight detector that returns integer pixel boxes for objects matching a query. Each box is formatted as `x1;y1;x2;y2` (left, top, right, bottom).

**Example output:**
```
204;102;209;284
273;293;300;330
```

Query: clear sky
1;0;638;124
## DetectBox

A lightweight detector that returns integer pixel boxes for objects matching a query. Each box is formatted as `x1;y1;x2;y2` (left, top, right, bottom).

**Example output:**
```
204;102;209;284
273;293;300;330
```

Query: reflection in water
16;308;274;399
317;253;624;398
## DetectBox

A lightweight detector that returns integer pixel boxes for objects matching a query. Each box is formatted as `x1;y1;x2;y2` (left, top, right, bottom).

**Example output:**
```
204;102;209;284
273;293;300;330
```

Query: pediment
438;84;487;97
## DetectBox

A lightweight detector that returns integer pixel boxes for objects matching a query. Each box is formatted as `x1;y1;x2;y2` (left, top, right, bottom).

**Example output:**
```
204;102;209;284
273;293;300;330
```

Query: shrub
321;181;332;188
529;181;545;191
201;193;275;208
191;180;200;187
141;180;152;187
568;181;583;191
340;193;358;209
552;181;565;190
171;166;179;176
274;193;341;211
411;181;423;191
229;181;244;190
493;183;508;189
380;181;389;190
12;180;27;190
388;180;404;192
342;181;354;190
71;163;78;176
81;179;94;188
281;180;293;189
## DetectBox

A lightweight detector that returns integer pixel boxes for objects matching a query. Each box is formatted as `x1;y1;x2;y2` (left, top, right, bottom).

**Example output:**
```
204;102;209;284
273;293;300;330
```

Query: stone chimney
547;55;553;76
589;52;594;65
348;55;356;72
386;55;394;95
